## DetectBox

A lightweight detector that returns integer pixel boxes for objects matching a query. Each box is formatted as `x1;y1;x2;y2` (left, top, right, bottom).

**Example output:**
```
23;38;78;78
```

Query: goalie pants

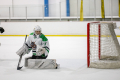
32;55;48;59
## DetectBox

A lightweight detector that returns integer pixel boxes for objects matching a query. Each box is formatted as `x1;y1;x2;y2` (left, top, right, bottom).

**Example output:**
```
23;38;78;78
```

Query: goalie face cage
87;22;120;69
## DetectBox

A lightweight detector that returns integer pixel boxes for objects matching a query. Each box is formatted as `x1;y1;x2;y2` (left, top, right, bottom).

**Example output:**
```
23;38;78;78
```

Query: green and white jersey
26;32;50;57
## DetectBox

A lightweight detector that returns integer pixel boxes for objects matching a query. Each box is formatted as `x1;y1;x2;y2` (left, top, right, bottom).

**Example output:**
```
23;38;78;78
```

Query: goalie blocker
16;43;29;56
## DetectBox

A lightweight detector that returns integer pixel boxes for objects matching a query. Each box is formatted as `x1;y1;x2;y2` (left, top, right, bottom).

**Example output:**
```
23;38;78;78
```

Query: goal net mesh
87;22;120;69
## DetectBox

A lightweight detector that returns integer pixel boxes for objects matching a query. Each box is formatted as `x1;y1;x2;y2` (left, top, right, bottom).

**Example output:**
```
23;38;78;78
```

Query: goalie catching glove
35;45;45;56
16;43;29;56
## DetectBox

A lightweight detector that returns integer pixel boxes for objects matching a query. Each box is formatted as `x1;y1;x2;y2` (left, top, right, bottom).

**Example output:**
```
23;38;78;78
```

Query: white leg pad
24;56;32;67
25;58;60;69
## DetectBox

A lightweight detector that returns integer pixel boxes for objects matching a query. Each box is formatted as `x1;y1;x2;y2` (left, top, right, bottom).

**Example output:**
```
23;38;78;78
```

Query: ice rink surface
0;36;120;80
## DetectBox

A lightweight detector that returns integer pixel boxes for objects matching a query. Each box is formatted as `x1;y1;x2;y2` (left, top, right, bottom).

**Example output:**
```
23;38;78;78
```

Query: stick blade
17;66;23;70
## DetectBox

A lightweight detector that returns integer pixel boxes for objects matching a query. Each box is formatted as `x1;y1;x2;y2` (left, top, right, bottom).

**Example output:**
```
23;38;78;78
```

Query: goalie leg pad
24;56;32;67
24;58;60;69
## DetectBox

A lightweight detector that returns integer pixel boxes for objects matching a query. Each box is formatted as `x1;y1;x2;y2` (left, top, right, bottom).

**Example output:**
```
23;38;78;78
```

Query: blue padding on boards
66;0;70;16
44;0;49;17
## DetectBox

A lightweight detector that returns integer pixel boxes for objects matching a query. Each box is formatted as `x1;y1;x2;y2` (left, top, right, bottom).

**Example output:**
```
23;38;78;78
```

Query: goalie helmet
33;25;41;32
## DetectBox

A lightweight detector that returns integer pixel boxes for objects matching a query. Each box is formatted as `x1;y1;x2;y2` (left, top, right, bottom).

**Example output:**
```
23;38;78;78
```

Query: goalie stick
17;35;27;70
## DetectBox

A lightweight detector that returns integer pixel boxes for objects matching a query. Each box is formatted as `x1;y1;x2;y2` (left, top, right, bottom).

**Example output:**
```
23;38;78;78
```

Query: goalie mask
34;25;41;32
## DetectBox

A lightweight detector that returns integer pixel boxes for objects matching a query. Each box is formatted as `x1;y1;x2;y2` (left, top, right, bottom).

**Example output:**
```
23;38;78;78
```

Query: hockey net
87;22;120;69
